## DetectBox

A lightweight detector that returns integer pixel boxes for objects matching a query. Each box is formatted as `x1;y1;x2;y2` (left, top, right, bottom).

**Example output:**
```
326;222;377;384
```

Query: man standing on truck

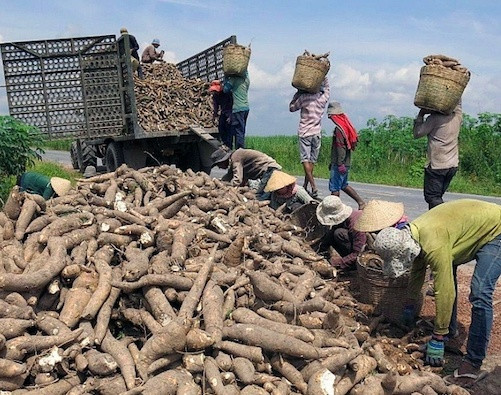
289;77;330;199
119;27;144;79
223;72;250;150
210;147;281;200
209;80;233;149
141;39;165;63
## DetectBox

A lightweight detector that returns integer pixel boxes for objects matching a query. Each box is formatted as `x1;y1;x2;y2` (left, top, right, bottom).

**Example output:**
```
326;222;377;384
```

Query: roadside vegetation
248;113;501;197
34;112;501;197
0;116;80;204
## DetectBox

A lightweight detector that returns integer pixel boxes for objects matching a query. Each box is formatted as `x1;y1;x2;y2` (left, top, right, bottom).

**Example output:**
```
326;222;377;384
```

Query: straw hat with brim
327;101;343;115
316;195;353;226
210;148;232;166
354;200;405;232
50;177;71;197
264;171;296;192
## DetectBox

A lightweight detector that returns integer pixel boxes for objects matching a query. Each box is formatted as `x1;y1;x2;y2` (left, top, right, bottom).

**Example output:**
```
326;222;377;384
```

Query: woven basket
356;253;425;324
223;44;251;76
414;65;470;114
292;55;330;93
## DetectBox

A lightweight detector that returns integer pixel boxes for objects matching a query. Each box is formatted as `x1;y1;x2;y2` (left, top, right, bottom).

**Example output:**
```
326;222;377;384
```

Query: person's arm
42;185;54;200
413;110;434;139
212;96;219;120
427;249;456;335
335;128;347;165
289;92;303;112
318;78;330;106
295;186;314;204
223;78;233;94
338;229;366;268
230;160;244;186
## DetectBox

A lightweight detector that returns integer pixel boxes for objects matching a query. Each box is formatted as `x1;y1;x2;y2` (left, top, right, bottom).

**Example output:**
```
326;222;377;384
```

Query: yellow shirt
408;199;501;335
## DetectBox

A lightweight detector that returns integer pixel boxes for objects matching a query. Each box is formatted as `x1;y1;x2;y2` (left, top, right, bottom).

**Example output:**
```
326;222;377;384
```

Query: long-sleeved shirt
19;172;55;200
330;125;351;167
221;148;281;186
212;91;233;119
408;199;501;335
289;79;330;138
335;210;366;267
141;44;162;63
270;185;313;210
413;105;462;169
223;73;250;113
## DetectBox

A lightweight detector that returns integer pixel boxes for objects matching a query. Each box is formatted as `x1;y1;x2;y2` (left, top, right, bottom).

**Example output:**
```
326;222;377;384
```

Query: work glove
402;304;416;327
337;164;347;174
425;334;445;367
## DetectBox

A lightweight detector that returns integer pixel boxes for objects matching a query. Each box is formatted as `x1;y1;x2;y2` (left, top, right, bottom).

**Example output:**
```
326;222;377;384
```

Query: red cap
209;80;222;92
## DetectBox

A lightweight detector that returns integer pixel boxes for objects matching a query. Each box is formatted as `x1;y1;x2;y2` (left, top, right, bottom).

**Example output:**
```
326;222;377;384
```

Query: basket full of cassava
292;50;330;93
223;43;251;76
414;54;470;114
356;251;426;324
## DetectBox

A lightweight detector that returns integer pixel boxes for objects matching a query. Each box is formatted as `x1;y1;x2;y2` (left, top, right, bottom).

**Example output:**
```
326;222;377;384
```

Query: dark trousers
218;113;233;149
230;110;249;149
423;165;458;210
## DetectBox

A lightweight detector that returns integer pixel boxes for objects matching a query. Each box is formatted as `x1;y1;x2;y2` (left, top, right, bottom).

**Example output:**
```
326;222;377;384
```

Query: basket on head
414;64;470;114
223;44;251;76
356;251;426;324
292;54;330;93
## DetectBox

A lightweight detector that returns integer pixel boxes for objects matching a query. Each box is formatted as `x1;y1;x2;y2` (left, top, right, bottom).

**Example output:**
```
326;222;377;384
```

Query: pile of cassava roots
0;165;469;395
133;63;216;132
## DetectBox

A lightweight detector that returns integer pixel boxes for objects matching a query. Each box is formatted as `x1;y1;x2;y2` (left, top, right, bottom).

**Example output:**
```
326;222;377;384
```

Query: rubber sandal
309;189;319;199
444;369;488;387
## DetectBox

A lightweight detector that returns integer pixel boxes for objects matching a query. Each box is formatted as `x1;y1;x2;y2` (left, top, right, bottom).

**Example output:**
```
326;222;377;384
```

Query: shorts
299;135;321;163
329;166;350;192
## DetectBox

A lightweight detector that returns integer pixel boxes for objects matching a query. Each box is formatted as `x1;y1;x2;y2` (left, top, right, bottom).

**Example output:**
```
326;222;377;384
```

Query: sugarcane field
1;2;501;394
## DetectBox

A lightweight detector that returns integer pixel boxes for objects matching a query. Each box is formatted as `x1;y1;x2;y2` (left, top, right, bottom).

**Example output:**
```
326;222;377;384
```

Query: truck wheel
81;141;98;169
105;142;125;172
70;141;79;170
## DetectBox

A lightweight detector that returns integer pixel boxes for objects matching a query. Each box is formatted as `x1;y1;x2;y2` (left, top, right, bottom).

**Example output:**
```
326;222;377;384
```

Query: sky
0;0;500;136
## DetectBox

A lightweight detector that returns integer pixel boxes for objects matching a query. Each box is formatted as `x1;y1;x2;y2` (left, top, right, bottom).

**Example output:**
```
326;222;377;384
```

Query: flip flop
444;369;488;388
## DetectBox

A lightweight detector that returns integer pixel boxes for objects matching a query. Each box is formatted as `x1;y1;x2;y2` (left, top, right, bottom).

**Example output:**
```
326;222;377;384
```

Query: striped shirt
289;78;330;137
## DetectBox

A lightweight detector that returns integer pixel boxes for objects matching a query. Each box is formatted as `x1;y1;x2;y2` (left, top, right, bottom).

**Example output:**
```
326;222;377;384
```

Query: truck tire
70;141;79;170
81;141;98;169
105;142;125;172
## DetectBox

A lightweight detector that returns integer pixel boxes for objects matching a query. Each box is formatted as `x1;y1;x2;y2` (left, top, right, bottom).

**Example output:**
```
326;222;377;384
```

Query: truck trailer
0;34;237;173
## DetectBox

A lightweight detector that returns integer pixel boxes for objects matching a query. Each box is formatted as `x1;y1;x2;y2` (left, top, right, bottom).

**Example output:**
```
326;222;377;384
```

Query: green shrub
0;116;45;203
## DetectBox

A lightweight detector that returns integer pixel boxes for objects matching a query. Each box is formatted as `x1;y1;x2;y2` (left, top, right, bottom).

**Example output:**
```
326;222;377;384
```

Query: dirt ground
419;263;501;395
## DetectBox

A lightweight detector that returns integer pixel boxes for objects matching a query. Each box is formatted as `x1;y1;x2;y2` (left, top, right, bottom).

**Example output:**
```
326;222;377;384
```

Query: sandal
444;369;488;388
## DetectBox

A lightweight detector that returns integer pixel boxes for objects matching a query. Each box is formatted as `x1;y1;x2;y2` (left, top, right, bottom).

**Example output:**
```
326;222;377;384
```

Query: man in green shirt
18;172;71;199
223;72;250;150
373;199;501;384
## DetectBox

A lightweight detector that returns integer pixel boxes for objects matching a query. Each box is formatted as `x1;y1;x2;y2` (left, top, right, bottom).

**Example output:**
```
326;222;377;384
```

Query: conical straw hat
264;171;296;192
354;200;405;232
50;177;71;197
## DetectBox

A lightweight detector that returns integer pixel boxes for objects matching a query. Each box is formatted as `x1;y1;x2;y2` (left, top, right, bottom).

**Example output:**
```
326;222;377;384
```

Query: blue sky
0;0;500;135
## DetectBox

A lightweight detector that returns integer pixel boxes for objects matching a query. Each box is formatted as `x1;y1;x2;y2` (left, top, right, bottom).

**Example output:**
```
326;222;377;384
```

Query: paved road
43;150;500;220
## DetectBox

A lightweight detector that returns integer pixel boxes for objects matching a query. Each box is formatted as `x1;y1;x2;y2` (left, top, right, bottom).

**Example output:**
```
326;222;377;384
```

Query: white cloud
247;61;294;90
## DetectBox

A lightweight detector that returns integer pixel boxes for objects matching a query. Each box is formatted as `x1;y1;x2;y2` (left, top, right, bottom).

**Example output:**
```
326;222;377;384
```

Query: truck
0;34;237;173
